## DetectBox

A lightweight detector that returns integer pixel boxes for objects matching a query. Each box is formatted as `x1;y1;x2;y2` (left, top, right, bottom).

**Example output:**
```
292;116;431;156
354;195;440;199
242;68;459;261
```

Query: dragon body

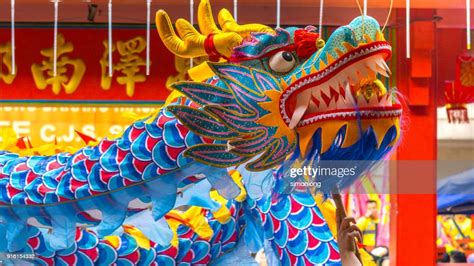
0;0;402;265
11;194;247;265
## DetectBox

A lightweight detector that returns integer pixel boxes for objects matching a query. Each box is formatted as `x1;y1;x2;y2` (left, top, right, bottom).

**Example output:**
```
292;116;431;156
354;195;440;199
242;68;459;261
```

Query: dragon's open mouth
280;41;402;129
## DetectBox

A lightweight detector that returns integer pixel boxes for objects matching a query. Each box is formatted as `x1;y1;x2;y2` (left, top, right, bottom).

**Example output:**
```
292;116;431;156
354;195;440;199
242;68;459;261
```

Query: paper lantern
444;51;474;123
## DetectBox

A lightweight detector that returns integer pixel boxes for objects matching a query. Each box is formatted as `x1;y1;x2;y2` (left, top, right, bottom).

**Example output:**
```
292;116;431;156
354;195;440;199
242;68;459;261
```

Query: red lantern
445;51;474;123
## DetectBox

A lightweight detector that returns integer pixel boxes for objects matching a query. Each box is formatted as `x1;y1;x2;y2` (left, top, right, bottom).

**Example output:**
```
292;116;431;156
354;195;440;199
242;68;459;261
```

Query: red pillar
390;9;437;266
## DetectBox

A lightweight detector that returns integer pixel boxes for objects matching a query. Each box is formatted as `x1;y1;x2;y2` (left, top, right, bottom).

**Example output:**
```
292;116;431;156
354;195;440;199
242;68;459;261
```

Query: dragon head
277;17;400;157
158;0;401;174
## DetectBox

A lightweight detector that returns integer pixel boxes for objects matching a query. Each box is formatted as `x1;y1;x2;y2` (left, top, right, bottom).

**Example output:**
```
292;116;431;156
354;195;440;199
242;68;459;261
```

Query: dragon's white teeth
374;58;390;77
344;82;356;106
289;89;312;129
301;109;401;125
307;55;393;111
376;65;389;77
375;56;383;63
381;60;392;75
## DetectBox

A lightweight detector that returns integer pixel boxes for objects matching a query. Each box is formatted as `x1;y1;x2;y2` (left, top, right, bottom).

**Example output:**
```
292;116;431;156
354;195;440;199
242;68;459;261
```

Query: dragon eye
268;51;296;73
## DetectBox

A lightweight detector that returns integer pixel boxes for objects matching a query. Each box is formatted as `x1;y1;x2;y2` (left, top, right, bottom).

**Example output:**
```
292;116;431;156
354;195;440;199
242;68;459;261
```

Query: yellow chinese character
0;42;17;84
166;56;208;91
31;34;86;95
100;36;149;97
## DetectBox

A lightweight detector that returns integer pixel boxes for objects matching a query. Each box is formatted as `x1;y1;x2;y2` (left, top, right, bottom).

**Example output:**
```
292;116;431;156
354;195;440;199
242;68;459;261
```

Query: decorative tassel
446;105;469;124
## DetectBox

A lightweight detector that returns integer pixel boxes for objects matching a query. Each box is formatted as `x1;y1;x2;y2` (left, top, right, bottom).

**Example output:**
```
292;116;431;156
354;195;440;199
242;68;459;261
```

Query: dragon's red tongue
289;89;312;129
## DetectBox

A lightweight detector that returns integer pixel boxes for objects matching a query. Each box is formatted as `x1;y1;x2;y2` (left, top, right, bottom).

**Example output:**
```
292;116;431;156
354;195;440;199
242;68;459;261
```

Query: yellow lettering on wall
31;34;86;95
0;42;17;84
100;36;149;97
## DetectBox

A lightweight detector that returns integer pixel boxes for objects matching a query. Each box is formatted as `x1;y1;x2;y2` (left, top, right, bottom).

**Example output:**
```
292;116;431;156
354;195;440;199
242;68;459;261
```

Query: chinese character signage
0;42;17;85
100;37;148;97
0;27;186;102
31;34;86;95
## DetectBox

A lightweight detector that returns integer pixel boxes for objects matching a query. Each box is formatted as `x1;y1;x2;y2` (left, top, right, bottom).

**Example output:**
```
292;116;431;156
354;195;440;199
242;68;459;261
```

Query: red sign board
0;26;177;103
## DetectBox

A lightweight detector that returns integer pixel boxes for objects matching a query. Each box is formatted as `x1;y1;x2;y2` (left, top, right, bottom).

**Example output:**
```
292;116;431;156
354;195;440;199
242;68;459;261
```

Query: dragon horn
156;10;208;58
198;0;222;35
156;0;274;59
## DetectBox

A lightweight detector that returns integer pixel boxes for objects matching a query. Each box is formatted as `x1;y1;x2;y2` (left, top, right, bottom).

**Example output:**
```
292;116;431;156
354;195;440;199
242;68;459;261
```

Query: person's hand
337;217;363;253
332;193;362;265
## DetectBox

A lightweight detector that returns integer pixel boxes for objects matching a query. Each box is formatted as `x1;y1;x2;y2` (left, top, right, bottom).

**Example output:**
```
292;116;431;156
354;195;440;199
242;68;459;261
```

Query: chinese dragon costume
0;0;402;265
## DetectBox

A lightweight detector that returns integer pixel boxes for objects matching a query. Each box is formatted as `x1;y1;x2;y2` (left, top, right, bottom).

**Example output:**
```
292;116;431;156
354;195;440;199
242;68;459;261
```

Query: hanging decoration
276;0;281;28
363;0;367;16
319;0;324;35
10;0;15;75
445;51;474;123
406;0;410;58
467;0;471;50
146;0;152;76
233;0;238;22
190;0;194;68
53;0;59;77
381;0;393;32
108;0;113;77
